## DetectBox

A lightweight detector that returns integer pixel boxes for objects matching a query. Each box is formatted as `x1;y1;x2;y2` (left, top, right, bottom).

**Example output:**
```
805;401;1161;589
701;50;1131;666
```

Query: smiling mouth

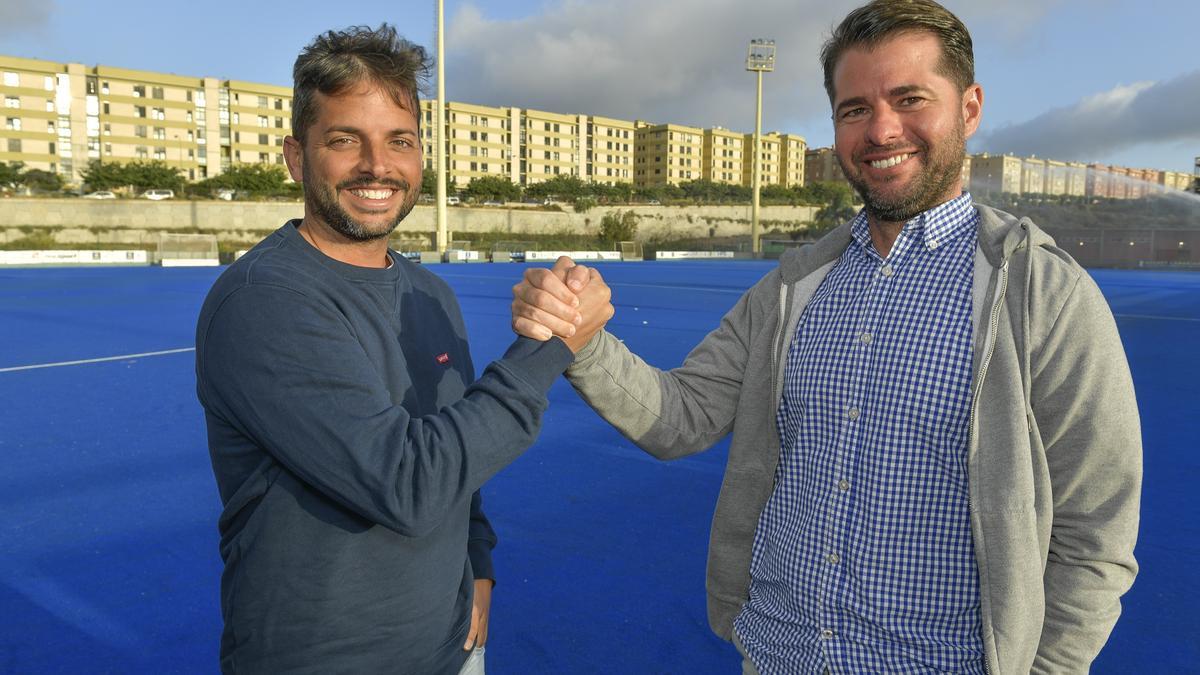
347;188;397;200
868;153;912;170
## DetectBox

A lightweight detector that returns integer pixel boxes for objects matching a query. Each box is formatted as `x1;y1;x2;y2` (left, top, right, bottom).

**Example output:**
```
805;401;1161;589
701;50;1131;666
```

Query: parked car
141;189;175;200
446;196;461;205
482;200;504;207
216;189;235;201
83;191;116;199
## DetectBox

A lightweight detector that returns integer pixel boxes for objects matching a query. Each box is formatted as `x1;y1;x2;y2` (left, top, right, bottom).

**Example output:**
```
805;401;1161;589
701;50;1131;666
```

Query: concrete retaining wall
0;198;818;246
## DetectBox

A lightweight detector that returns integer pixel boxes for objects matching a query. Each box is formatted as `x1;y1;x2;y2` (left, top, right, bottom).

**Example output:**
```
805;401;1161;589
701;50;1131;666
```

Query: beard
302;163;417;242
839;122;966;224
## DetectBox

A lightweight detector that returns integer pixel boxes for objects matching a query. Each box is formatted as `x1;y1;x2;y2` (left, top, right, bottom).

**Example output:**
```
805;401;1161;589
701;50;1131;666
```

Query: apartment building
1086;164;1112;199
586;115;635;185
743;132;783;187
702;127;744;185
1020;157;1046;195
224;80;292;174
634;122;703;187
418;100;519;188
969;153;1022;197
778;133;807;188
804;147;846;186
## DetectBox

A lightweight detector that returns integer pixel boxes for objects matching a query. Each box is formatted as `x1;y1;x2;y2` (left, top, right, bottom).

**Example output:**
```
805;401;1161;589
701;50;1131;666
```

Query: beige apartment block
586;115;635;185
521;108;582;185
743;132;783;187
0;55;72;177
1020;157;1046;195
1044;159;1069;196
804;147;846;186
779;133;807;188
1109;166;1131;200
634;123;703;187
702;127;744;185
436;101;516;188
1066;162;1087;197
970;153;1022;198
224;80;291;175
960;155;971;192
1086;164;1112;199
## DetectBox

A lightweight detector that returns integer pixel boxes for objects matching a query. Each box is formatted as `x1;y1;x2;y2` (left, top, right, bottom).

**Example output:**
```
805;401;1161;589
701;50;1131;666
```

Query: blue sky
2;0;1197;173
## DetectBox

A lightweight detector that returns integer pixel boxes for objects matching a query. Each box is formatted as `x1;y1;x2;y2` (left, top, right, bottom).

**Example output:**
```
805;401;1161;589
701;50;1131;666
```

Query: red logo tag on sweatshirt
436;352;451;365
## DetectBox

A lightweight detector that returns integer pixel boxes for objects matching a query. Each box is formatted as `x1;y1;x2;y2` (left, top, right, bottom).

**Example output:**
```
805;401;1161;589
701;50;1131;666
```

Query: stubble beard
839;122;966;224
302;161;417;243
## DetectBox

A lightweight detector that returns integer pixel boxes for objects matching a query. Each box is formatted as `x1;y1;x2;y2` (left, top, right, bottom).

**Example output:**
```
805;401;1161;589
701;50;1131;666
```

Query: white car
83;191;116;199
141;189;175;200
446;196;461;205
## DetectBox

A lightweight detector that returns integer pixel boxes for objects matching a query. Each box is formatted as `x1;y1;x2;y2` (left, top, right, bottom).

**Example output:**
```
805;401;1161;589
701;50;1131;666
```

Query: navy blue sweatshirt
195;221;572;673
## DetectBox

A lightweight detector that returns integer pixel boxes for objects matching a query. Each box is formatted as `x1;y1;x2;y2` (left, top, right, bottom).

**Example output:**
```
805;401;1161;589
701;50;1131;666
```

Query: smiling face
283;82;422;242
831;31;982;224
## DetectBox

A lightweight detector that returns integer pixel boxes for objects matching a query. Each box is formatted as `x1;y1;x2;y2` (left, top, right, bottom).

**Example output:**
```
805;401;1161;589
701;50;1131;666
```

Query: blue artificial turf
0;262;1195;673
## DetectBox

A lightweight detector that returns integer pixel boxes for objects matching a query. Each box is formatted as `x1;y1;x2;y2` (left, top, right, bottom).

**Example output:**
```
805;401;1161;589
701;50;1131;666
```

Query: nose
865;106;903;147
355;139;390;177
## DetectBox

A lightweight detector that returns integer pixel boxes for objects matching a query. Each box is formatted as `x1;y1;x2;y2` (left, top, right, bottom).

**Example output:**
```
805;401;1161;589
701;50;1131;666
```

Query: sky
1;0;1197;173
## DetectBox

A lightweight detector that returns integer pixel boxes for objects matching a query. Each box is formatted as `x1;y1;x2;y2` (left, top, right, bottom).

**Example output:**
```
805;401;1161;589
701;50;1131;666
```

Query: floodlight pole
746;39;775;256
435;0;448;254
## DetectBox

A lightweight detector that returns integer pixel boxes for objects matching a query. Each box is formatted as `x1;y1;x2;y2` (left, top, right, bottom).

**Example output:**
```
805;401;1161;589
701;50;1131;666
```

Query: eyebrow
324;125;418;136
834;84;937;114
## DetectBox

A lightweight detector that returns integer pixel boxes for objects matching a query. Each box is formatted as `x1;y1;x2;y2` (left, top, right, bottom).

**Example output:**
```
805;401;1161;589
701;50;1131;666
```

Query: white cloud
0;0;54;38
442;0;1067;139
973;71;1200;163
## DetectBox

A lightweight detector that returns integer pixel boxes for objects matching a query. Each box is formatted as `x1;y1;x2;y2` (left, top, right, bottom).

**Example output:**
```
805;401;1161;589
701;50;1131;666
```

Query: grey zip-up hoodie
565;204;1141;674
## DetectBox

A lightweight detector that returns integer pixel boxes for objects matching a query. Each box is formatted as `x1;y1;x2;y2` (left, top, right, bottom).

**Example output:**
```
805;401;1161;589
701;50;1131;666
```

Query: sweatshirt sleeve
467;490;497;582
196;283;573;538
564;269;777;460
1029;269;1141;673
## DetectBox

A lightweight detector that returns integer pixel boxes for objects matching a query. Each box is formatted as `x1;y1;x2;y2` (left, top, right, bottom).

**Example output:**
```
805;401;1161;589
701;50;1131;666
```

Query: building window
152;108;165;120
257;96;268;108
133;85;145;98
134;106;146;118
7;139;20;152
275;98;283;110
49;141;56;154
101;82;110;94
4;117;19;130
257;116;268;128
258;133;268;145
104;143;112;154
154;147;167;160
153;127;166;140
232;112;239;125
103;102;109;115
4;97;18;109
2;72;18;86
152;86;164;99
135;125;147;138
103;123;111;135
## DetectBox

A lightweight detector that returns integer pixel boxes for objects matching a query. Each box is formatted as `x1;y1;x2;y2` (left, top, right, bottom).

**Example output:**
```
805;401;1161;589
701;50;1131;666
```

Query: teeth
869;154;910;169
350;189;394;199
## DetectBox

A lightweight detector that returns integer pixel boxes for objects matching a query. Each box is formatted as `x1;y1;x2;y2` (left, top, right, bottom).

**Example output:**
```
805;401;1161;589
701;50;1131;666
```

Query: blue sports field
1;261;1196;672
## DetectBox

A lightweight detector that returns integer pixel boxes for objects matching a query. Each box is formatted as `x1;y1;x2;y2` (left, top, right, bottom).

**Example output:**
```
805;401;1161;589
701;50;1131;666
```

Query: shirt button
859;332;872;345
846;407;860;420
827;553;840;564
837;479;850;491
821;628;835;640
929;238;940;249
880;264;894;277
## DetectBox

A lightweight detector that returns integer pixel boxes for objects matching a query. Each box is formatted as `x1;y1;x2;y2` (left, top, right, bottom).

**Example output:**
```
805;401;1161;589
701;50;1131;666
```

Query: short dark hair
291;24;431;142
820;0;975;104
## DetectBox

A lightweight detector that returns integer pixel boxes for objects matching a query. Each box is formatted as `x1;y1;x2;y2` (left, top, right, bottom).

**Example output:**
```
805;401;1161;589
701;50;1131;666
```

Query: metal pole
752;70;763;256
435;0;448;255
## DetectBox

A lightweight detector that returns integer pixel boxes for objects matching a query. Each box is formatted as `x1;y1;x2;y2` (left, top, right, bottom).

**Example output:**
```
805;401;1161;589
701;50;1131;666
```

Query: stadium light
746;39;775;256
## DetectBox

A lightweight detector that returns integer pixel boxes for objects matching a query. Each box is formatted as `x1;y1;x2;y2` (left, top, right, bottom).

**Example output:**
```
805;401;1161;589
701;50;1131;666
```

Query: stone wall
0;198;818;246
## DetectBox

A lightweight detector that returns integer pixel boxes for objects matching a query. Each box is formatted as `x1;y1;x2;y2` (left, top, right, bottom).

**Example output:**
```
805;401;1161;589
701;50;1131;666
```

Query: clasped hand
511;256;613;352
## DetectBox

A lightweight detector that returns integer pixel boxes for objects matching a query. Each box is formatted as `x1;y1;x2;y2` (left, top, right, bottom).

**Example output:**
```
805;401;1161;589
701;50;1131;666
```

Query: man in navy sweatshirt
194;24;611;674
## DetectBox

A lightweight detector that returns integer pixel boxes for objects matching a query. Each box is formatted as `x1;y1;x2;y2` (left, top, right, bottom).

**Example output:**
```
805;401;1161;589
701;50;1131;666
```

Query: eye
327;136;355;147
899;96;924;107
391;137;414;149
840;107;867;121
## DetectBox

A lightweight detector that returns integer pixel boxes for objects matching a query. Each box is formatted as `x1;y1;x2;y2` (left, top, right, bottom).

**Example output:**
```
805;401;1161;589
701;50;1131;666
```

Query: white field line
0;347;195;373
437;272;747;295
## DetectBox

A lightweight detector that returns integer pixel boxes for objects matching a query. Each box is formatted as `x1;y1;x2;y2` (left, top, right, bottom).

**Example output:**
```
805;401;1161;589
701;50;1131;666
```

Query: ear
283;135;304;183
962;83;983;139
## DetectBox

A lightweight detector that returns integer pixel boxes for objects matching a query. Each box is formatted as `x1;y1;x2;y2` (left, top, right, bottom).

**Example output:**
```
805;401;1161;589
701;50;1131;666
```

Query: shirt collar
849;192;978;255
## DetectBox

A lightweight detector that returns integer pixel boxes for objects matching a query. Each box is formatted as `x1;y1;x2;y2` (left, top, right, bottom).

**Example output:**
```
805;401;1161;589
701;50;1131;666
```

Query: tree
812;181;857;233
598;210;638;243
524;174;587;202
195;163;291;196
0;161;24;192
80;159;128;191
21;169;65;193
463;175;520;203
421;168;436;196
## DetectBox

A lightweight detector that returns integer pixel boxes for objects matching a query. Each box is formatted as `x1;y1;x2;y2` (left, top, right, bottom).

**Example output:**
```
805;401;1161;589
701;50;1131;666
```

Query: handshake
510;256;614;353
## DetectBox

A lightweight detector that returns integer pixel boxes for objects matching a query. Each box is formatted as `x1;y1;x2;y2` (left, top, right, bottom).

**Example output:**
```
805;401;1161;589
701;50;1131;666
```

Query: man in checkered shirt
512;1;1141;673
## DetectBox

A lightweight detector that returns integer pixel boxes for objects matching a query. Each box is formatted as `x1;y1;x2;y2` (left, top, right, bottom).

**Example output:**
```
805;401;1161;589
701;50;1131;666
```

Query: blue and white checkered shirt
734;194;985;673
